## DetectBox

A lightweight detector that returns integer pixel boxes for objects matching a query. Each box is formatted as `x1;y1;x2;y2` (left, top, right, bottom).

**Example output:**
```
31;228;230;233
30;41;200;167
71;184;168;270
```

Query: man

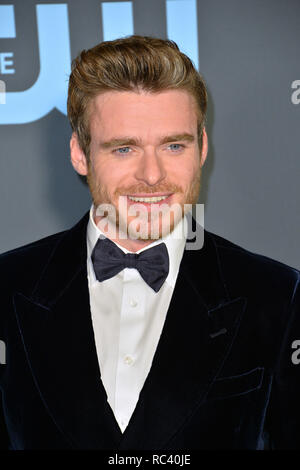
0;35;300;450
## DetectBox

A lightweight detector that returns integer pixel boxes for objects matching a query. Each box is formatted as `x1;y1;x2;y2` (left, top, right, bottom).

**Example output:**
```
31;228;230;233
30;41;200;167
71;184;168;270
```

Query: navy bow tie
91;237;169;293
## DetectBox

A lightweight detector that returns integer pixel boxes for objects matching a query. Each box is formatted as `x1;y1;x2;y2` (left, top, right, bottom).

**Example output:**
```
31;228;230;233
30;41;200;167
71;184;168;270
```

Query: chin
116;203;186;241
126;218;178;241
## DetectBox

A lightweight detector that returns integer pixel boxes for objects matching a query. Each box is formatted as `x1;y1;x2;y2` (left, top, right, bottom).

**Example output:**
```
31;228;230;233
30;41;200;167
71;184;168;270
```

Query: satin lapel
119;229;247;450
13;213;122;449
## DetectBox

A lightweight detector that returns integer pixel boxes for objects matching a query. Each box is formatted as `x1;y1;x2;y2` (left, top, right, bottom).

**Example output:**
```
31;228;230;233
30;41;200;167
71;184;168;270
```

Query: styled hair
67;35;207;159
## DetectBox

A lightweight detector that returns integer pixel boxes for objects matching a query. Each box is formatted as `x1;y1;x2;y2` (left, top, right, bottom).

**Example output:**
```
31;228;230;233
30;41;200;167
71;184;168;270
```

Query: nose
134;147;167;186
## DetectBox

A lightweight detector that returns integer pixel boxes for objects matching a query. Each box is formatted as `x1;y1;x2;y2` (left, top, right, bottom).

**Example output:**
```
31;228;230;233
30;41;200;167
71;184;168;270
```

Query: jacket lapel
13;213;123;449
119;222;247;450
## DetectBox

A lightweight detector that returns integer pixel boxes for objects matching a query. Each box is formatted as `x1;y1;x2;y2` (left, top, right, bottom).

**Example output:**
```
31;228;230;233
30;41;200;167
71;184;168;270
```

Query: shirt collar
86;205;187;289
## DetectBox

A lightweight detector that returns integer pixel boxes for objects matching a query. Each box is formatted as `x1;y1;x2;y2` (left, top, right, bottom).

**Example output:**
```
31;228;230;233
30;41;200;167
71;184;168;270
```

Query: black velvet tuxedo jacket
0;212;300;450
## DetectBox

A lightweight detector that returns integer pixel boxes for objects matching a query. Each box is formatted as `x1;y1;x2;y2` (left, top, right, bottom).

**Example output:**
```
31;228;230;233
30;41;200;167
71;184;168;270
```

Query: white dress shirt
86;206;187;432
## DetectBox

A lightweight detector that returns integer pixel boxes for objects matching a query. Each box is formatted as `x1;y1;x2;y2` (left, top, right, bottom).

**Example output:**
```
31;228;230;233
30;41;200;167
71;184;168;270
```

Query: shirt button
129;298;137;307
124;355;133;365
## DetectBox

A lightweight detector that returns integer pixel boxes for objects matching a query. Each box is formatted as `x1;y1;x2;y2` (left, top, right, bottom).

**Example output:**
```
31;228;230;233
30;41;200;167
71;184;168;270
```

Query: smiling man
0;36;300;450
70;88;206;249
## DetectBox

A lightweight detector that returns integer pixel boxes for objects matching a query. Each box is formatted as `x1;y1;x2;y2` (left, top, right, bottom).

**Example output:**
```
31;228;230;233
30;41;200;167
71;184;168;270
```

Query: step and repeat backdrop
0;0;299;268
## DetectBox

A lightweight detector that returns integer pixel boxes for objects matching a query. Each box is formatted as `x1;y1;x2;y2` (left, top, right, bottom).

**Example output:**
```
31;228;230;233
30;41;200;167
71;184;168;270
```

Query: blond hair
67;35;207;159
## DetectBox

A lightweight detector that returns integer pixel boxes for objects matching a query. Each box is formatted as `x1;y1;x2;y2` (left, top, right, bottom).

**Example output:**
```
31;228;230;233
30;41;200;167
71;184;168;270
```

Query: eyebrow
160;133;195;145
99;133;195;150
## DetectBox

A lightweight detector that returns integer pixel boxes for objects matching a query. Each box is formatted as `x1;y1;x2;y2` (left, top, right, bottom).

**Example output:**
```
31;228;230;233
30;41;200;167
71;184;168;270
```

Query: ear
200;127;208;167
70;133;88;176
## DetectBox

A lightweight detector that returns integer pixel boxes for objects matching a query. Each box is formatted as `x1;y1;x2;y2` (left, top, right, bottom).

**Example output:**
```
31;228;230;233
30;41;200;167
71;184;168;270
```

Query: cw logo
0;1;199;124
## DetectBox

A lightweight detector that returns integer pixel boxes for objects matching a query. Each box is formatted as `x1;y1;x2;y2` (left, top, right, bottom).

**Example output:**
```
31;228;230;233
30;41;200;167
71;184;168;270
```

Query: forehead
89;89;198;140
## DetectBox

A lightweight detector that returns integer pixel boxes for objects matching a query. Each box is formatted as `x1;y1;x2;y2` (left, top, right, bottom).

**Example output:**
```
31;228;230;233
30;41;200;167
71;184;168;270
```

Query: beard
86;164;201;242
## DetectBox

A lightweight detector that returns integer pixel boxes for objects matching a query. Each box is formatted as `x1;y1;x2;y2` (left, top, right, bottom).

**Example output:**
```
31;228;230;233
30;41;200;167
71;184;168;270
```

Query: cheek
169;151;200;177
93;161;128;193
91;158;111;183
174;162;199;185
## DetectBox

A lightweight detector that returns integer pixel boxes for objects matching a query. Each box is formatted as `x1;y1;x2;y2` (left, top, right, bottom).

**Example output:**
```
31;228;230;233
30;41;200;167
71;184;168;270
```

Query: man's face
71;89;207;249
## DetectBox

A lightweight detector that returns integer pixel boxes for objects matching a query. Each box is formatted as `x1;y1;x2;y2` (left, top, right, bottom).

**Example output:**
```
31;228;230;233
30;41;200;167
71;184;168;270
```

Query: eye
167;143;185;152
113;146;132;155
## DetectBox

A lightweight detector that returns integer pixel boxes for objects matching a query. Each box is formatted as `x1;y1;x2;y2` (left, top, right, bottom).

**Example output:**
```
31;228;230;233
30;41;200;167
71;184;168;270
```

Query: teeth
128;195;169;203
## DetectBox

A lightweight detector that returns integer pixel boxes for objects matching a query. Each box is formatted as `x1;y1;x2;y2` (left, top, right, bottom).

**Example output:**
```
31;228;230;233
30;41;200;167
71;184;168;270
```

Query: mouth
126;193;173;205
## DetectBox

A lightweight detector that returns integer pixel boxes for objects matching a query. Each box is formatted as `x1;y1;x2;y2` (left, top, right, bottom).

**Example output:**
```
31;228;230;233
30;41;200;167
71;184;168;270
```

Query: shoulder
206;230;300;300
0;230;67;294
0;211;90;296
